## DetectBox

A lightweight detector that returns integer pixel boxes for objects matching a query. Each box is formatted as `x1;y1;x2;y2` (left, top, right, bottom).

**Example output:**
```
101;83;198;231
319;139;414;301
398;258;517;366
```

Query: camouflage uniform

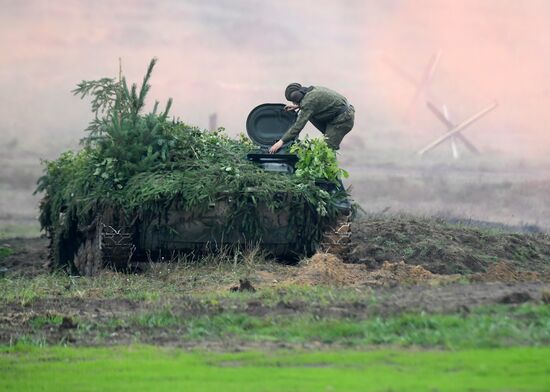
281;86;355;150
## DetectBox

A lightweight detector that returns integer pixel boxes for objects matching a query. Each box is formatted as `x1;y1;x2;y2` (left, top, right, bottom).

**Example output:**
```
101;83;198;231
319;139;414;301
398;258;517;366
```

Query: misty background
1;0;549;233
1;0;550;157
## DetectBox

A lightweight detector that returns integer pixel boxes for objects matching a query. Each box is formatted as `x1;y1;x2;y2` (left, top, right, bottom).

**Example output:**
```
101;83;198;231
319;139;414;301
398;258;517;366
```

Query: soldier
269;83;355;153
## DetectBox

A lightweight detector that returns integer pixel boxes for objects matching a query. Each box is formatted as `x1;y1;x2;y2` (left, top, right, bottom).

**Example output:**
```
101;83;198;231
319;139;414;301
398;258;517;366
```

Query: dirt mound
290;253;365;286
471;261;545;283
288;253;459;287
359;261;460;287
349;216;550;275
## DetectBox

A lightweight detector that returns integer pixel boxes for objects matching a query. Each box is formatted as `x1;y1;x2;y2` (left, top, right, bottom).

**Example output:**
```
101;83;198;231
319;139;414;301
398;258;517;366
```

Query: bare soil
0;237;48;278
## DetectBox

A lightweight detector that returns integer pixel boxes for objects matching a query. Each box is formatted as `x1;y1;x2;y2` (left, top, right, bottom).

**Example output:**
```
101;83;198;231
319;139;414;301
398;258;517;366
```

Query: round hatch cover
246;103;297;148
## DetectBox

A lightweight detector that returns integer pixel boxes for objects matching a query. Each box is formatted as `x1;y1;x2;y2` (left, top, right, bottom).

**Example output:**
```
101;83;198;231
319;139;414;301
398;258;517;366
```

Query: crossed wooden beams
388;51;498;158
418;101;498;156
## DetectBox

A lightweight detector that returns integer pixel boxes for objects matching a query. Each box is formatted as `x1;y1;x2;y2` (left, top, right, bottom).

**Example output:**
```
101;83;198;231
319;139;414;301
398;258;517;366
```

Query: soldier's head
285;83;304;104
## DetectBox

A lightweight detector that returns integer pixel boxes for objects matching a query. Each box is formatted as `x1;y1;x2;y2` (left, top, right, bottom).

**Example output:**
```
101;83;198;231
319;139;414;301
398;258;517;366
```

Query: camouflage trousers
324;105;355;150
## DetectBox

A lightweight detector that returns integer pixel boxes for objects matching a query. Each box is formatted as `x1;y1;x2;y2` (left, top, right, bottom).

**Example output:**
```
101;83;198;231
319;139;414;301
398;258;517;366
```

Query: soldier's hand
284;104;299;111
269;140;284;154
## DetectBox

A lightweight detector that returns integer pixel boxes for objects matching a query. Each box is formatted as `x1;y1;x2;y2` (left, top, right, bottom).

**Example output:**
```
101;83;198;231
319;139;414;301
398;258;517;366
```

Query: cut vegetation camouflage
35;59;347;272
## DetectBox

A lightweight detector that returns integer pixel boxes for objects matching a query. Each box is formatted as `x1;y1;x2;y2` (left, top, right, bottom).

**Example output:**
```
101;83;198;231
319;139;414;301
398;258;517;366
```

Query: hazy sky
1;0;549;157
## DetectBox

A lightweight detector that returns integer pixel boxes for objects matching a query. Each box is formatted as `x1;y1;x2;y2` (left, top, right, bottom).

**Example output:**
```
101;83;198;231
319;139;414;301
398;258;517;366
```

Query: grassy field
2;345;550;391
0;223;41;240
2;215;550;391
7;300;550;349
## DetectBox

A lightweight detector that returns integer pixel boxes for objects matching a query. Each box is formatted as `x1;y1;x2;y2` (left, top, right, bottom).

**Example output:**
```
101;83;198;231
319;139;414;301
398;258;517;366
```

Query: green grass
0;223;41;239
0;246;13;260
12;304;549;349
0;270;372;304
134;304;550;349
1;345;549;391
28;314;64;330
134;308;179;328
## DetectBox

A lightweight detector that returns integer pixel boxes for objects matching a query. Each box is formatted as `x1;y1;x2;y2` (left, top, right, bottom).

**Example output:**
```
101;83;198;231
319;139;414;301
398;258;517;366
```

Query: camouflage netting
36;59;345;268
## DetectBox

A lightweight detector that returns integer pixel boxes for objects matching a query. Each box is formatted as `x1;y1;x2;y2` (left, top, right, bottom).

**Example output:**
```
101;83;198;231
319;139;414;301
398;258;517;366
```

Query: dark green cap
285;83;302;101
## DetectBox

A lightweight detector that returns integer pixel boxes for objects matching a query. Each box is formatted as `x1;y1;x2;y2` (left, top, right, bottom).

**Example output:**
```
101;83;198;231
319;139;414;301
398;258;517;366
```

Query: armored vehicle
63;103;351;275
38;62;352;276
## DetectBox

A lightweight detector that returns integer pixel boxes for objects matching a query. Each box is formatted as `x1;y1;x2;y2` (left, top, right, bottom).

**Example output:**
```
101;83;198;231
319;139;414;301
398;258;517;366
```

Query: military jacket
281;86;348;143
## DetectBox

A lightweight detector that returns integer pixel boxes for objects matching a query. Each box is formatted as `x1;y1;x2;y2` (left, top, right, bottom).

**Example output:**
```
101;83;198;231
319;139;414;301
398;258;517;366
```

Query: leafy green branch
289;138;349;184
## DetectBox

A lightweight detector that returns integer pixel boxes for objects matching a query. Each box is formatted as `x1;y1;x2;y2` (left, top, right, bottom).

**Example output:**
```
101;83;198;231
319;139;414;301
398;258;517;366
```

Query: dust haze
1;0;549;233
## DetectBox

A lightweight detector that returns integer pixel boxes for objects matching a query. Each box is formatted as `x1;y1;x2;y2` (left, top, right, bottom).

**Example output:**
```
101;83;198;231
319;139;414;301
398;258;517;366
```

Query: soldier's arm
280;107;313;143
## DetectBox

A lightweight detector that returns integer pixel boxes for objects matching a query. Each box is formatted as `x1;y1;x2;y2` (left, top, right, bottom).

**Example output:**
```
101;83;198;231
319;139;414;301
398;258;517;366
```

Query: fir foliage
36;59;344;267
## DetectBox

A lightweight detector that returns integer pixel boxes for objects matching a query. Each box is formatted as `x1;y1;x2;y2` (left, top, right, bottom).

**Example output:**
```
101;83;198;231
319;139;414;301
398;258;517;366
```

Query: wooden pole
209;113;218;132
443;105;460;159
405;50;442;119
